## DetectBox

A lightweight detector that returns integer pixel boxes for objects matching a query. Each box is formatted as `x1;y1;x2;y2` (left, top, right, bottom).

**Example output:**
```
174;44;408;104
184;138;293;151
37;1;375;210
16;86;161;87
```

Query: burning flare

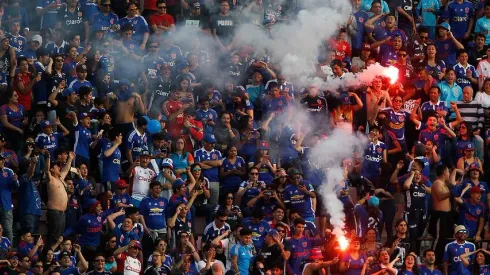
338;235;349;251
383;66;399;85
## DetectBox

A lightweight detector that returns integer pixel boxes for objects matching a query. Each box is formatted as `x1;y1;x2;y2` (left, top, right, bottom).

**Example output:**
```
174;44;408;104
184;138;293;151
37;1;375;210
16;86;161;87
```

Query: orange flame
338;235;349;251
384;66;399;85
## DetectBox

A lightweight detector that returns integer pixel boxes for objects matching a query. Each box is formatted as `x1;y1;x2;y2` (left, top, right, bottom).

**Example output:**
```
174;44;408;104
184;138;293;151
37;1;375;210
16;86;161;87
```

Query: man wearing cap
129;149;156;207
126;116;149;167
59;245;89;275
455;185;486;241
35;117;70;159
435;22;464;68
149;0;175;35
443;225;475;275
0;252;19;275
114;240;143;275
261;228;289;271
194;133;222;206
354;193;383;240
76;199;105;259
23;35;43;62
182;2;209;32
283;169;316;223
351;43;372;73
168;179;199;221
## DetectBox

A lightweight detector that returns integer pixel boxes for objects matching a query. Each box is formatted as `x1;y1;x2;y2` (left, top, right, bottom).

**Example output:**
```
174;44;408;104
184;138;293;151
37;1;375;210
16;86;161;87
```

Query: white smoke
310;129;366;238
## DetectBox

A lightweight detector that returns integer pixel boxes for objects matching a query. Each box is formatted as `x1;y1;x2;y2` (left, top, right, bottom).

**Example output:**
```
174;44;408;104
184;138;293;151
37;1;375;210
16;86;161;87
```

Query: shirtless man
366;76;392;126
45;151;74;251
430;164;458;265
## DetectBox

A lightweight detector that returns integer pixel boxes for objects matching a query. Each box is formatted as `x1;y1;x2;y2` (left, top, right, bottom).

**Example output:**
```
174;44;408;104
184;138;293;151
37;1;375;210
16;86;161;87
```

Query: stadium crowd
1;0;490;274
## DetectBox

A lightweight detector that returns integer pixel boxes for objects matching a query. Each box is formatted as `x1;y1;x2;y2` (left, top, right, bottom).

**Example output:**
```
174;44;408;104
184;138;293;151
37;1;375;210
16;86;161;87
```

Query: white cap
31;34;42;45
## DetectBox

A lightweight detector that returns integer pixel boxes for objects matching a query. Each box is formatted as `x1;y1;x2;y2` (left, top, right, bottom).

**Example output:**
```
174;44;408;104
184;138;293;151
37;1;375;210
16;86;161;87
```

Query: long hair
401;254;419;275
472;250;490;275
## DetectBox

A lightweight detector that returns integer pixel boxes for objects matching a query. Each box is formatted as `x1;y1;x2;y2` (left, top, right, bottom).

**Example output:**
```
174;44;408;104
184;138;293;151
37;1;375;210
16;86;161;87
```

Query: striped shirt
456;100;484;130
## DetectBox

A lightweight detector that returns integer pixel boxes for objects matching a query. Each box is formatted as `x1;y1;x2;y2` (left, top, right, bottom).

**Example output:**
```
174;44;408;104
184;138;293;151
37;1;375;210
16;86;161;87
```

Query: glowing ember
384;66;399;85
338;235;349;251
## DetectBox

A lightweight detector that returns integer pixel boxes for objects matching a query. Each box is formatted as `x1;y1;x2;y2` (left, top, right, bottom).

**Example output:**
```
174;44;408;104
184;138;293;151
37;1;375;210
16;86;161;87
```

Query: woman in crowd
425;43;446;82
213;112;239;154
339;237;366;275
0;90;25;152
170;136;194;181
219;145;246;196
248;140;276;185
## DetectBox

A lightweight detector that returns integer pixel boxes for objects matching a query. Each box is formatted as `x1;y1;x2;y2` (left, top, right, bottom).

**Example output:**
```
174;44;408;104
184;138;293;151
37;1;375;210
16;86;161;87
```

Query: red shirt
149;13;175;27
328;39;351;61
14;72;32;110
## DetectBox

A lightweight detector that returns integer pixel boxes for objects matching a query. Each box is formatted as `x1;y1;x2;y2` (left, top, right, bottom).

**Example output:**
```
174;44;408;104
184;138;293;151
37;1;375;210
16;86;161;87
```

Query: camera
264;190;272;196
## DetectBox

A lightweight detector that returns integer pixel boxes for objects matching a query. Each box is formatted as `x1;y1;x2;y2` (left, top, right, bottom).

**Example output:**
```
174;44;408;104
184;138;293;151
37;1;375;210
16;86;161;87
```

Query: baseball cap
368;196;380;207
470;186;484;193
78;112;90;120
468;163;481;172
178;61;190;71
60;251;72;258
192;2;200;8
362;43;371;51
465;143;475;151
161;158;173;169
88;199;101;213
31;34;43;45
204;134;216;143
140;150;150;157
76;64;88;73
172;178;185;190
62;88;76;97
160;115;168;122
8;252;18;259
309;247;323;259
130;241;141;249
437;22;451;31
258;140;269;150
41;120;51;128
288;169;303;177
118;79;131;88
115;179;128;188
268;229;279;237
338;93;354;105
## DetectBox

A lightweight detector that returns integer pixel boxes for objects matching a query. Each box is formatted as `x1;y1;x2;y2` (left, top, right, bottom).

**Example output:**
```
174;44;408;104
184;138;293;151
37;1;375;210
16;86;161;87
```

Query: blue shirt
126;129;148;161
0;236;11;252
0;103;24;129
443;241;475;275
220;157;245;190
113;226;139;248
119;15;149;43
194;148;222;182
442;1;474;39
35;132;63;159
91;12;119;34
355;203;383;238
436;38;458;67
139;196;168;230
438;81;462;107
202;221;231;244
415;0;440;26
77;213;103;247
230;243;254;275
101;141;121;182
353;10;369;49
453;63;478;89
74;124;92;159
7;34;26;55
242;217;270;249
0;167;17;210
361;141;386;179
458;199;485;237
68;79;93;93
381;107;410;141
18;175;42;216
195;108;218;135
36;0;59;29
419;265;443;275
283;182;315;219
33;62;48;104
341;253;367;275
60;267;81;275
285;236;324;275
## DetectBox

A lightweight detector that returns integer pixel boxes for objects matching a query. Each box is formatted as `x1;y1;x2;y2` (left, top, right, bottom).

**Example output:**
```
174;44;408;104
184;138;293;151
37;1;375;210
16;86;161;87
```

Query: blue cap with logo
62;87;76;97
204;134;216;143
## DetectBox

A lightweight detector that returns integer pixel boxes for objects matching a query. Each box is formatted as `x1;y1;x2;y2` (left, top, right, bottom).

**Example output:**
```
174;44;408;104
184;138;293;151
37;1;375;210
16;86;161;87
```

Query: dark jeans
0;208;13;242
379;199;396;245
20;213;40;234
429;210;453;266
194;203;215;225
45;209;66;251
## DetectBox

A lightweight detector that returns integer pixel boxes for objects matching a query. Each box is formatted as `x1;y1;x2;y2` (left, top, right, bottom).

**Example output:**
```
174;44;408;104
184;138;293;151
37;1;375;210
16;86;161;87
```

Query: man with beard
443;226;475;275
385;220;410;267
299;84;328;134
419;249;442;275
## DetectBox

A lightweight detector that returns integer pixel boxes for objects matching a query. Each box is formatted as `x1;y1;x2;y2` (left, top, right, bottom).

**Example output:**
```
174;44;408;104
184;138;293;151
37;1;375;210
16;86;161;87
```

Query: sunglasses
250;172;258;175
193;168;202;171
399;54;407;57
293;176;301;179
458;230;468;234
276;229;285;233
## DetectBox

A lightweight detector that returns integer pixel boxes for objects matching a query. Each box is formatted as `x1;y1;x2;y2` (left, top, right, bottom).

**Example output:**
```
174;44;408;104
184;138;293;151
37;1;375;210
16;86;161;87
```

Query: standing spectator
119;2;150;50
443;225;475;275
454;186;486;241
76;200;104;261
149;0;175;35
283;169;316;222
139;180;168;241
18;155;41;233
230;228;255;275
101;130;122;192
129;149;157;207
15;57;41;116
0;91;25;152
211;0;237;53
435;23;465;68
194;134;222;206
442;0;474;42
56;0;90;43
0;154;18;243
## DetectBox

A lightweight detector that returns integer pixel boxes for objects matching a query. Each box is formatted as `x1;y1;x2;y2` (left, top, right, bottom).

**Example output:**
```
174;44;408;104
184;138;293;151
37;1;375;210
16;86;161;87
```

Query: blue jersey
361;141;386;179
341;253;367;275
111;193;131;224
479;265;490;275
263;96;288;115
353;10;369;49
458;199;485;237
81;0;98;23
453;63;478;89
420;101;448;119
68;79;93;93
379;46;399;66
453;180;489;205
283;182;315;220
372;27;407;53
0;236;10;251
289;220;317;237
91;12;119;34
381;107;410;141
285;236;324;275
101;141;121;183
355;203;383;238
18;175;42;216
418;127;451;149
60;267;81;275
442;1;474;39
242;218;270;249
35;132;63;159
113;226;139;248
119;15;149;43
443;241;475;275
425;61;446;81
7;34;26;55
126;129;148;161
141;54;165;80
194;148;222;182
438;81;463;106
33;62;48;104
36;0;59;29
202;221;231;244
230;243;254;275
139;196;168;230
436;39;458;67
74;124;92;159
0;167;18;210
77;213;103;247
475;16;490;45
195;108;218;135
419;265;443;275
221;156;246;190
415;0;440;26
238;181;265;208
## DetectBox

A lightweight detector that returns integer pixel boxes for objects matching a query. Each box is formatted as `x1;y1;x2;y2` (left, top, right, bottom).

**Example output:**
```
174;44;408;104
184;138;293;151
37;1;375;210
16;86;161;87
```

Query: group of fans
2;0;490;274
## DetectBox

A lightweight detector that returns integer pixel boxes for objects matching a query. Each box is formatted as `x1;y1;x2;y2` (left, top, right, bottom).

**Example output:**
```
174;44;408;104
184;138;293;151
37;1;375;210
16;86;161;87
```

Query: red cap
115;179;128;188
362;43;371;51
309;247;324;259
470;186;483;193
